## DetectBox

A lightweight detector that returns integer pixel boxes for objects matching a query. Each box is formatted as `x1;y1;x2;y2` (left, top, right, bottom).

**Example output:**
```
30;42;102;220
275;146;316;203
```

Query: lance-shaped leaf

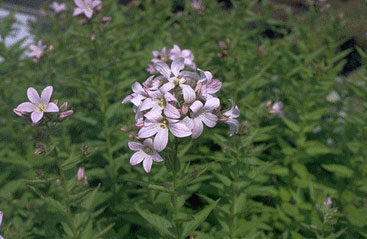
135;206;175;237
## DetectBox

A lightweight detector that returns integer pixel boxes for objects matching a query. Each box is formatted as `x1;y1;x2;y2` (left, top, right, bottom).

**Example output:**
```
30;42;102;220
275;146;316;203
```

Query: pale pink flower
222;99;240;136
90;33;96;41
324;197;332;207
186;98;220;138
49;2;67;13
29;40;46;59
197;70;222;100
170;45;196;69
138;115;191;151
73;0;101;19
139;90;178;120
15;86;59;124
128;138;164;173
77;167;85;181
146;64;157;74
269;101;283;115
151;47;170;63
122;81;149;107
102;16;112;22
191;0;203;10
39;9;48;17
156;58;197;103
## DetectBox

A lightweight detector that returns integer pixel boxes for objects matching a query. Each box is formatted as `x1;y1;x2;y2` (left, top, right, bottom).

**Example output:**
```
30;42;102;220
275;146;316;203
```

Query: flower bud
102;16;112;22
59;110;74;119
91;34;96;41
77;167;85;181
59;102;68;111
13;108;24;117
48;45;54;51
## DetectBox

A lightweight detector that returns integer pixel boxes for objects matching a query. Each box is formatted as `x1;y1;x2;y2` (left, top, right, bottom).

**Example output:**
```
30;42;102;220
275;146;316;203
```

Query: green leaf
135;206;175;237
182;199;220;238
321;164;354;178
281;118;300;132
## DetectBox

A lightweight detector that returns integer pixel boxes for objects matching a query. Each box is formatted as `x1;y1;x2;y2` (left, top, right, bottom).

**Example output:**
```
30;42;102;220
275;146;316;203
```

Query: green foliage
1;0;367;238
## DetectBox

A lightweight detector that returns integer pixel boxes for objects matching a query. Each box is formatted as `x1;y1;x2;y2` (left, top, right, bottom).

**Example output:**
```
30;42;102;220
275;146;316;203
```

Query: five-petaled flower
73;0;101;19
49;2;67;13
128;138;164;173
29;40;46;59
15;86;59;124
222;99;240;136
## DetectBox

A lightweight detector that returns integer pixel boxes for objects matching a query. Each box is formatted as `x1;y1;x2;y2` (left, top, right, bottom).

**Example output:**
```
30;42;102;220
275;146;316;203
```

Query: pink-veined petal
41;86;53;103
160;82;175;93
202;112;217;127
128;141;143;151
27;87;40;104
180;84;196;103
92;0;102;8
84;8;93;18
191;118;203;139
181;116;194;130
169;122;192;138
130;151;145;165
152;152;163;162
164;92;177;102
154;61;171;79
138;123;159;138
204;97;220;111
130;94;145;107
0;211;3;226
74;0;85;7
122;94;133;104
171;58;184;77
164;103;180;119
144;107;163;121
31;111;44;124
140;98;156;111
16;102;35;112
226;118;240;136
73;7;83;16
190;100;203;114
29;45;38;51
132;82;144;93
207;79;222;94
46;102;59;112
153;128;168;151
143;138;154;148
143;156;153;173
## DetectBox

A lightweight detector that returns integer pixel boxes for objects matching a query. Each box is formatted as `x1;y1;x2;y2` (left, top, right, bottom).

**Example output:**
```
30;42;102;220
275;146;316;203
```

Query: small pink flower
128;138;164;173
191;0;203;10
324;197;332;207
269;101;283;115
15;86;59;124
151;47;170;63
48;44;54;51
73;0;101;19
49;2;67;13
169;45;196;69
91;33;96;41
29;40;46;59
77;167;85;181
102;16;112;22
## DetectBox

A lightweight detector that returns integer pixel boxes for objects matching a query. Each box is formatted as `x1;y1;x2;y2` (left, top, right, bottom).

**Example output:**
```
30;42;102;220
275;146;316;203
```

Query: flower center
159;119;168;128
143;146;153;155
84;6;91;12
36;103;47;113
157;98;166;108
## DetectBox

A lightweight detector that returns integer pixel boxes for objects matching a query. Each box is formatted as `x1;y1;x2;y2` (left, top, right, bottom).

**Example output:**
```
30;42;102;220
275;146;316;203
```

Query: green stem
54;145;78;238
229;138;240;239
171;139;181;239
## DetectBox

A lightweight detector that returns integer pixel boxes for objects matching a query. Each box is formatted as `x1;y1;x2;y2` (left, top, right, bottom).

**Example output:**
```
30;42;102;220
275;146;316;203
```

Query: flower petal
171;58;184;77
140;98;155;111
74;0;85;7
180;84;196;104
153;128;168;151
31;111;44;124
144;107;163;121
164;103;180;119
226;118;240;136
16;102;35;112
143;156;153;173
0;211;3;226
84;8;93;18
128;141;143;151
27;87;40;104
132;82;144;94
202;112;217;127
152;152;163;162
190;100;203;114
160;82;175;93
46;103;59;112
130;151;145;165
138;123;159;138
204;97;220;111
73;7;83;16
169;121;192;138
191;118;203;139
41;86;53;103
143;138;154;148
92;0;102;8
154;61;171;79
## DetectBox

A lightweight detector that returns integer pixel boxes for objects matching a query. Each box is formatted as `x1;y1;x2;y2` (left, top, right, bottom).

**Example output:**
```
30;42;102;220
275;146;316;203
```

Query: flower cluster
123;46;240;172
147;45;196;74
